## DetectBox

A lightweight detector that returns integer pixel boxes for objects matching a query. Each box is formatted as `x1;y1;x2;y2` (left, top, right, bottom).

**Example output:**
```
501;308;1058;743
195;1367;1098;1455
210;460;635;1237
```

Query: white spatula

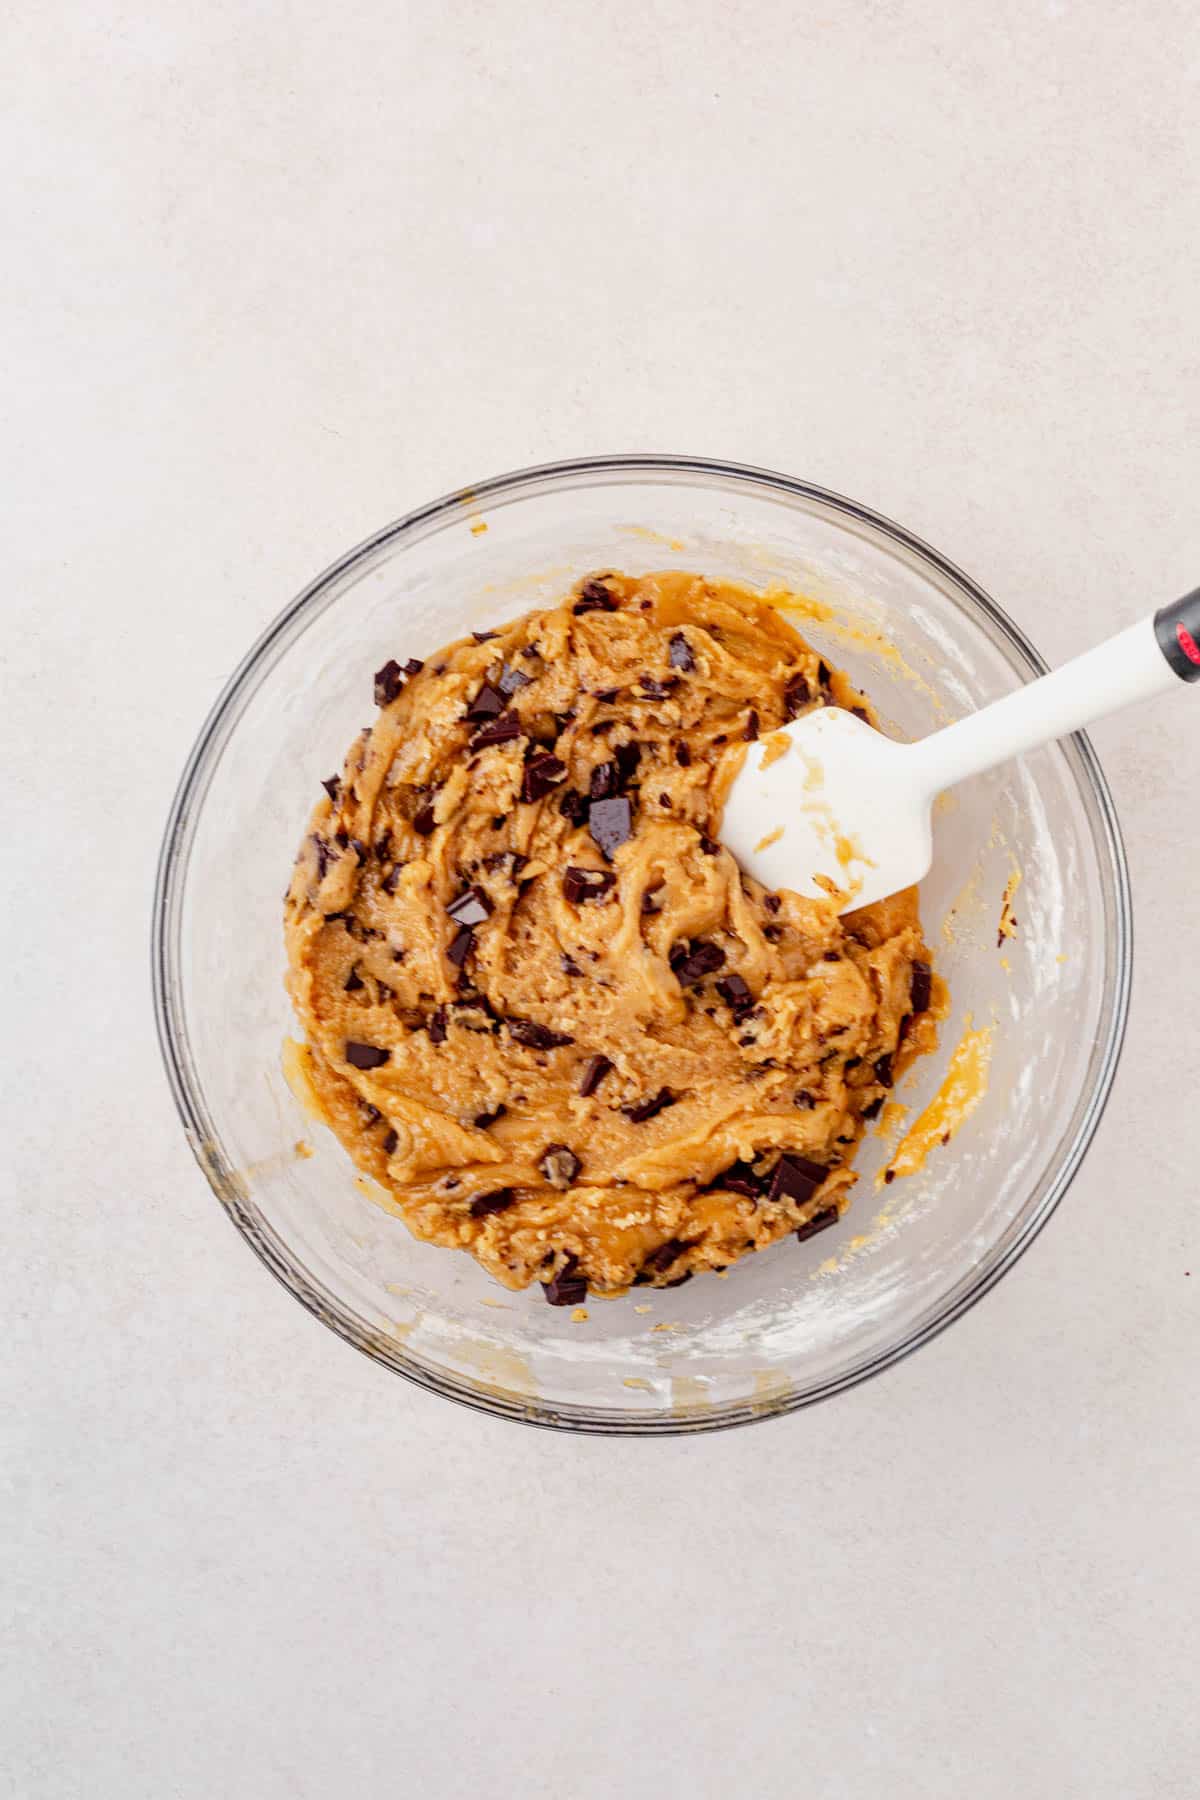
723;591;1200;910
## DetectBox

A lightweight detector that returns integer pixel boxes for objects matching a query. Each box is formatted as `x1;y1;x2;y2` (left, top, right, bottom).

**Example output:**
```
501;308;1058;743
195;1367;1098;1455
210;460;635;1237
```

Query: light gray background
5;3;1198;1796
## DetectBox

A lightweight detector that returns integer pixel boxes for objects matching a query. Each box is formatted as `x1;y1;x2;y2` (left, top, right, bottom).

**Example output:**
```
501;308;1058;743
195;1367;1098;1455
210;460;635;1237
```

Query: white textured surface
4;3;1198;1795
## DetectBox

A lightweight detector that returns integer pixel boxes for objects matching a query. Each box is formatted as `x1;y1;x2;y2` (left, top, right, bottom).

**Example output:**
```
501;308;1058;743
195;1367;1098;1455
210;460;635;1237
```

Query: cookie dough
284;570;938;1302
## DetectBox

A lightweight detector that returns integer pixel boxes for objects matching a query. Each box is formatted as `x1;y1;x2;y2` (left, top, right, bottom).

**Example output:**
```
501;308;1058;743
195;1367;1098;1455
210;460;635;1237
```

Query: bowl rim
152;453;1132;1435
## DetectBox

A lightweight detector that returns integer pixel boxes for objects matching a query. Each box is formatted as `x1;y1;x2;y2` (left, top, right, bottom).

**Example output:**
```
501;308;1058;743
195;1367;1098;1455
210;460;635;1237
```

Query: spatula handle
909;588;1199;795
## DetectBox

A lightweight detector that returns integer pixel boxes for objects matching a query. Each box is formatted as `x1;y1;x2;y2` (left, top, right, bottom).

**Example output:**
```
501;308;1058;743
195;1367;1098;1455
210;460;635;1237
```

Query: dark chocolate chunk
470;709;521;748
359;1102;381;1126
698;834;720;856
663;1270;693;1288
674;741;691;767
622;1087;676;1123
446;884;493;928
508;1018;574;1050
644;1236;693;1274
559;787;590;826
910;959;932;1014
404;658;424;676
572;579;617;615
588;795;632;859
710;1159;764;1199
743;710;759;741
636;676;678;701
311;834;335;880
563;866;615;904
539;1143;581;1187
861;1096;884;1120
716;973;753;1020
469;1187;515;1218
427;1006;447;1045
374;659;405;706
671;940;726;987
614;742;641;787
382;863;402;895
594;688;619;703
521;751;567;803
794;1090;816;1109
873;1053;894;1089
852;706;868;722
412;800;437;835
497;664;532;697
822;950;840;962
474;1103;507;1129
796;1205;839;1242
769;1153;827;1206
589;759;619;800
560;952;583;977
763;923;784;943
465;680;507;723
657;793;672;809
641;886;662;914
818;660;832;689
783;672;810;719
763;892;782;914
472;629;499;643
668;633;695;672
344;966;364;992
382;1128;398;1155
345;1041;390;1070
321;774;341;803
543;1255;587;1305
446;924;475;968
579;1054;613;1096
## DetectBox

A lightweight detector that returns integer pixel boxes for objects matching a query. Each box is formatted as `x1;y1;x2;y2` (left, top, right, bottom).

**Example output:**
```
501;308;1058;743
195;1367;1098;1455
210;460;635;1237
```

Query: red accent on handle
1179;623;1200;667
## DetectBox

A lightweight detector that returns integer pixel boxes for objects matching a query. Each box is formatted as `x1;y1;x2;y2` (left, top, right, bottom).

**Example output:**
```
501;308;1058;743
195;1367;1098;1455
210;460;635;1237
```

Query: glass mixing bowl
153;456;1130;1433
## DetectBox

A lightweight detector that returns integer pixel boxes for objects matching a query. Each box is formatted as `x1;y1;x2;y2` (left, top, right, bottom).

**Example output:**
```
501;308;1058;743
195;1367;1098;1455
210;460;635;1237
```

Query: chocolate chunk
769;1153;827;1206
671;940;726;986
428;1006;447;1044
559;787;590;826
474;1103;507;1128
657;793;672;809
497;664;532;696
614;742;641;787
796;1205;839;1242
374;659;405;706
560;952;583;976
743;710;759;741
783;673;810;719
573;579;617;615
469;1187;515;1218
663;1270;693;1288
509;1019;574;1049
644;1236;693;1274
852;706;868;722
622;1088;676;1123
710;1160;764;1199
873;1053;894;1088
716;973;753;1019
404;658;424;676
910;959;932;1014
861;1096;884;1120
382;863;402;895
472;629;499;643
822;950;840;963
446;925;475;968
345;1041;390;1070
588;795;632;859
321;774;341;803
698;835;720;856
763;923;784;943
543;1255;587;1305
589;759;619;800
794;1090;816;1109
637;676;678;700
521;751;567;803
539;1143;581;1187
380;1129;397;1156
674;741;691;767
446;885;493;927
470;709;521;748
465;680;507;723
763;893;782;914
412;800;437;835
311;833;335;879
563;866;615;904
344;966;364;992
594;688;619;703
668;633;695;672
579;1054;613;1096
641;886;662;914
818;660;832;689
359;1102;381;1126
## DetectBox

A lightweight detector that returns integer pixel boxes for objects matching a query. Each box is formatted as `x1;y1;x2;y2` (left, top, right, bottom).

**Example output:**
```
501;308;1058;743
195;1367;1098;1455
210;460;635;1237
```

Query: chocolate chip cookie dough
284;571;939;1303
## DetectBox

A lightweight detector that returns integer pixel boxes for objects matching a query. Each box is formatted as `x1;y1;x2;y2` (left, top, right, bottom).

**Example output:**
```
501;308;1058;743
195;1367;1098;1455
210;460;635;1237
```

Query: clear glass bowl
153;456;1130;1433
